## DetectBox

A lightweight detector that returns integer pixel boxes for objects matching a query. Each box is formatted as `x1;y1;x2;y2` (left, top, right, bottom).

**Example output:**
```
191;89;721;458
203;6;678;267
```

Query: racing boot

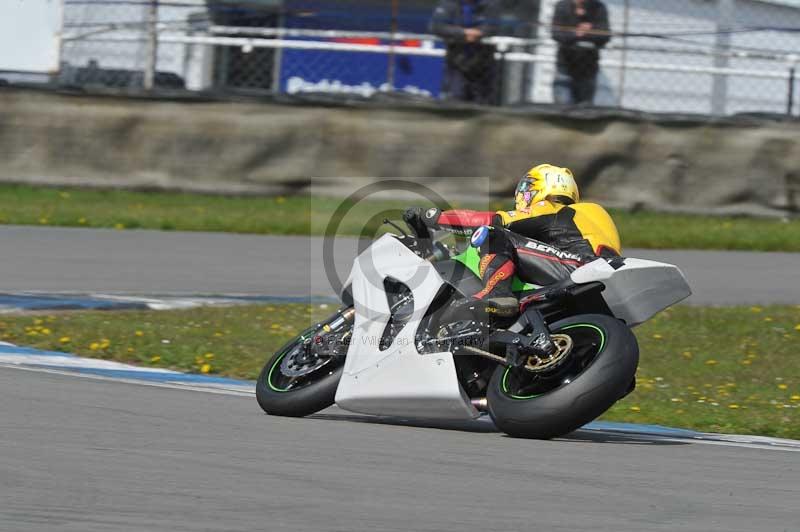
473;253;519;318
441;254;520;323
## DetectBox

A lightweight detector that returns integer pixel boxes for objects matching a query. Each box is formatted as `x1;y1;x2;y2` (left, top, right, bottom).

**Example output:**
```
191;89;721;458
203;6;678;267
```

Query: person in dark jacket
430;0;501;105
551;0;611;105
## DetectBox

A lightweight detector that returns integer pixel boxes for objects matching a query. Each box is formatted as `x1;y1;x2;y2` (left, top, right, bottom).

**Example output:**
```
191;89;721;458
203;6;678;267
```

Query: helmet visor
516;178;533;193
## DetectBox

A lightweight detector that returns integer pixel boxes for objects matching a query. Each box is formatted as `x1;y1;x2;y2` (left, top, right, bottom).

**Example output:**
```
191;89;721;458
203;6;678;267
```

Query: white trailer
0;0;63;80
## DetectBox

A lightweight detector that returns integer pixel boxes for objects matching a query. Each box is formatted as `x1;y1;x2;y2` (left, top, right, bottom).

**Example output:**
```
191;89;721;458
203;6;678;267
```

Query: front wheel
487;314;639;439
256;308;353;417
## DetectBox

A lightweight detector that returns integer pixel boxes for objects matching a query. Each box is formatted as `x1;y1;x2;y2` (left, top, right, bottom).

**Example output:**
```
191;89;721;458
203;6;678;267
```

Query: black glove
402;207;433;239
402;207;423;226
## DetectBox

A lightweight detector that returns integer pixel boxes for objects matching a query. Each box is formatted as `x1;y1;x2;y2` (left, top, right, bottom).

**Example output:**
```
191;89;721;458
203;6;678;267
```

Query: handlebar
383;217;450;262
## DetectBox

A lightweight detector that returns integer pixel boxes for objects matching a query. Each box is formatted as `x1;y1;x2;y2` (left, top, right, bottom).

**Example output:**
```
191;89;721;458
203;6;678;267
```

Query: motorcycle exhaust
470;397;488;411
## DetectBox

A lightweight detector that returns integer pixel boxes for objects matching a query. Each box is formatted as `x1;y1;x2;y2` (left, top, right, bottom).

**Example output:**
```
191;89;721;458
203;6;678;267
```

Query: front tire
487;314;639;439
256;312;350;417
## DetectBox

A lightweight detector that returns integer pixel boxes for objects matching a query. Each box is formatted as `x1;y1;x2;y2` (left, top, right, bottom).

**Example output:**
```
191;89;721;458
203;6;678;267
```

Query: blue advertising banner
278;2;445;98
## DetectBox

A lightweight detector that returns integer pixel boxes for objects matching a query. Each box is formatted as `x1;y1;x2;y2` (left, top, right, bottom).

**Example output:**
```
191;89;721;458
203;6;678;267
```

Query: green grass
604;304;800;439
0;304;331;380
1;184;799;251
2;303;799;439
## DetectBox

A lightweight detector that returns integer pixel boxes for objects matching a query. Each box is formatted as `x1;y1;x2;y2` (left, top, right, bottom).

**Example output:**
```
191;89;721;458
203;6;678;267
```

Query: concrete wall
1;88;798;215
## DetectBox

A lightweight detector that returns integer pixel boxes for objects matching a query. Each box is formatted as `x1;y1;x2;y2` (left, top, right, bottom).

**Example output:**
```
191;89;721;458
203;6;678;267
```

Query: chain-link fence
56;0;800;116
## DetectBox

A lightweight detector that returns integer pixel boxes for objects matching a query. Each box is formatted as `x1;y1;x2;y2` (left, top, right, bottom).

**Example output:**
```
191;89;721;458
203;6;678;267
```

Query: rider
404;163;621;318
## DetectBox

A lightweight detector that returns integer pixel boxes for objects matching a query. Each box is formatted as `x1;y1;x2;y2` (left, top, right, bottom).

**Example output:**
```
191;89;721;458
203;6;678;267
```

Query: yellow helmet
515;164;580;211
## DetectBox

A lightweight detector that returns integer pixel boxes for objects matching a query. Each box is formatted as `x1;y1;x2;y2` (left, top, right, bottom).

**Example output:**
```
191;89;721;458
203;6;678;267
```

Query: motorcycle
256;216;691;439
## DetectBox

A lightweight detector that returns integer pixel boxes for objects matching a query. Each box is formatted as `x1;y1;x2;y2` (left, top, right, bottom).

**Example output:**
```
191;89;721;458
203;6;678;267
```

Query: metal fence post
497;44;507;106
386;0;398;92
711;0;735;116
143;0;159;90
617;0;631;108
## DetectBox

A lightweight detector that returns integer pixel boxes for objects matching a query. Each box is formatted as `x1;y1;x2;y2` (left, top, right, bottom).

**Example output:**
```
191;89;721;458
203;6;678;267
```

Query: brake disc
279;331;350;377
524;334;574;373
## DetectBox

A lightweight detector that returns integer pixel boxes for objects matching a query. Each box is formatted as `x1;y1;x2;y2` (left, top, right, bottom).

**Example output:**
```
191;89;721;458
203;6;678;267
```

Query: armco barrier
0;87;798;216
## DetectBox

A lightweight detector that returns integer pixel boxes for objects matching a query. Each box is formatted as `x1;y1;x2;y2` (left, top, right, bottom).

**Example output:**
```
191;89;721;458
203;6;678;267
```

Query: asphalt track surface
2;366;798;532
2;226;799;305
2;225;800;531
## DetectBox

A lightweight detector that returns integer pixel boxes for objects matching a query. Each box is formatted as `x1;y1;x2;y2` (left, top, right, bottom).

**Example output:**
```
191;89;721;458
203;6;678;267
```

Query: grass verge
1;184;799;252
2;303;799;439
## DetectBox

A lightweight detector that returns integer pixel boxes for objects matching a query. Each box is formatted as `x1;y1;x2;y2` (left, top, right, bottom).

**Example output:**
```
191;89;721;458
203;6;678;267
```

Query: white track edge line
0;363;254;397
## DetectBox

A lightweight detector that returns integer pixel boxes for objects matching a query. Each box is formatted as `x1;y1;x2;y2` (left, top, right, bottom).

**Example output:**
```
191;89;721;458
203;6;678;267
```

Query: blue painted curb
0;342;254;391
585;420;702;438
24;364;254;387
0;293;148;311
0;293;338;313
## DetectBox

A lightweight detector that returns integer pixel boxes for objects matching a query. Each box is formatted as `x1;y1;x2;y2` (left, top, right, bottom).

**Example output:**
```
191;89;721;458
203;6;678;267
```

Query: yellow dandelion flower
728;404;740;409
34;319;43;325
629;406;640;412
764;317;773;322
750;306;762;313
38;217;49;225
135;330;144;337
705;359;718;366
150;355;161;362
778;383;788;390
200;364;211;374
652;334;663;339
59;336;71;343
40;328;51;335
78;217;87;224
89;342;100;350
270;324;281;330
114;223;125;230
204;353;214;359
741;360;752;365
794;324;800;331
790;395;800;401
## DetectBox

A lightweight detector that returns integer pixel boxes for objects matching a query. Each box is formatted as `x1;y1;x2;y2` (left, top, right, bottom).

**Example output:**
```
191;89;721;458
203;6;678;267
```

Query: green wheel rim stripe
501;323;606;400
266;330;314;393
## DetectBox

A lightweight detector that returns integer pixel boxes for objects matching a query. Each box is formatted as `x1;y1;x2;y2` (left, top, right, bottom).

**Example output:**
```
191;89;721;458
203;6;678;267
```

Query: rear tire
487;314;638;439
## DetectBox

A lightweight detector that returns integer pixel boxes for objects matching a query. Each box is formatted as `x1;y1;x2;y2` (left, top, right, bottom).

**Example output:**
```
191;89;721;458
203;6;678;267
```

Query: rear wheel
255;309;352;417
487;314;638;439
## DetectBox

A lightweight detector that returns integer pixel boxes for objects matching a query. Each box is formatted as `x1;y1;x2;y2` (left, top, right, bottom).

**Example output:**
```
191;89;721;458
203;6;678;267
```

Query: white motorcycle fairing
334;235;480;420
570;258;691;327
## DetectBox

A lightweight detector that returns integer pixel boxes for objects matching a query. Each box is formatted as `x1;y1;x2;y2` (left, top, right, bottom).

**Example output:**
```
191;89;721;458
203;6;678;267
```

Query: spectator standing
551;0;611;105
430;0;501;105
